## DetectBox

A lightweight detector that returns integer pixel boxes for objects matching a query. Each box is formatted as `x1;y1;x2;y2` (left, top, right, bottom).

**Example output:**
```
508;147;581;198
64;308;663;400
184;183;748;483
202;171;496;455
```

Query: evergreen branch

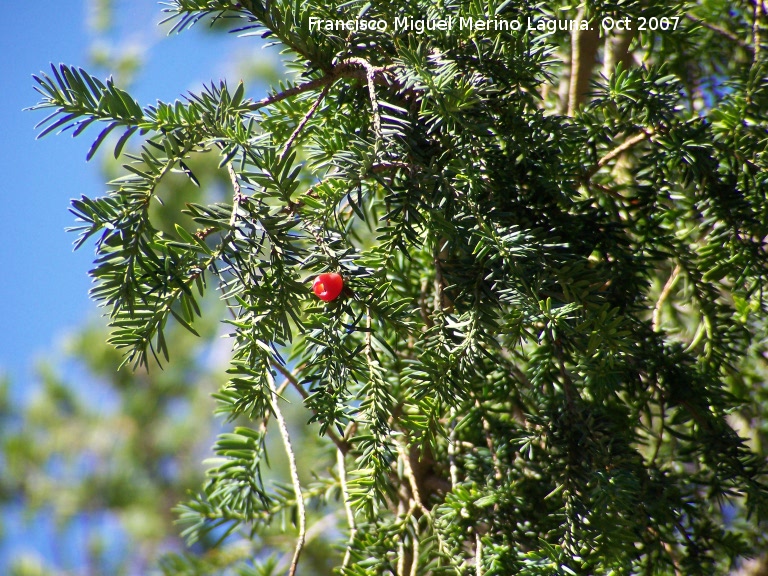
270;359;349;454
163;0;327;70
246;60;393;113
32;66;252;160
86;141;204;368
31;64;145;159
278;84;330;164
267;369;305;576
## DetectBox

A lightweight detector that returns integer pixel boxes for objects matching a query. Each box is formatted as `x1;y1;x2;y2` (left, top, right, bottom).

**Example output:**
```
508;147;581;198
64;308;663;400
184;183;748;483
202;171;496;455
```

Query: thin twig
685;14;752;50
396;499;407;576
345;57;382;141
226;163;244;229
397;442;428;515
371;161;416;174
652;264;682;332
395;441;428;576
409;518;420;576
278;84;330;164
475;532;484;576
338;448;357;571
583;129;654;181
259;377;292;434
267;369;305;576
246;60;392;112
448;408;458;488
274;510;342;574
246;73;333;111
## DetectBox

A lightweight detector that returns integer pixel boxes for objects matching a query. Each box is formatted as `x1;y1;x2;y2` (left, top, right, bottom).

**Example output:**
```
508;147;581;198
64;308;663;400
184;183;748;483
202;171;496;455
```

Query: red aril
312;273;344;302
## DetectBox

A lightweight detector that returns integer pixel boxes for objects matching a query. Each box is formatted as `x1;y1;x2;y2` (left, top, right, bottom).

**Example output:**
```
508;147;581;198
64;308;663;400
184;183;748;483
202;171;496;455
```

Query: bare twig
338;447;357;571
475;532;484;576
259;376;291;434
345;57;383;142
397;442;428;515
652;264;682;332
246;73;333;111
226;163;244;229
274;510;342;575
409;519;420;576
582;129;653;181
395;441;428;576
448;408;458;488
267;369;305;576
596;130;652;170
396;499;407;576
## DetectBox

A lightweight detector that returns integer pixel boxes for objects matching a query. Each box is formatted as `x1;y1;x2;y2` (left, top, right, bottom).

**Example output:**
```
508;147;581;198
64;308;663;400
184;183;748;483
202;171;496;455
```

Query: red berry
312;272;344;302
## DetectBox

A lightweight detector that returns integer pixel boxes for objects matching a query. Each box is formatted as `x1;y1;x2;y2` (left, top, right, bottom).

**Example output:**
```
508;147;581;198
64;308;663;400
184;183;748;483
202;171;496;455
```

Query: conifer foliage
32;0;768;573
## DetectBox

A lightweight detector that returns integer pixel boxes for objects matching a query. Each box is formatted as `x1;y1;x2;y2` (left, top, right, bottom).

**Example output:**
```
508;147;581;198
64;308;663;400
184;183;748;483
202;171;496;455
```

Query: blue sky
0;2;271;392
0;2;277;570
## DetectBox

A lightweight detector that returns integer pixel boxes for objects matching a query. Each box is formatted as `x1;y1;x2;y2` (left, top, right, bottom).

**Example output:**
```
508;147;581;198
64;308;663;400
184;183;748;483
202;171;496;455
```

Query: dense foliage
31;0;768;573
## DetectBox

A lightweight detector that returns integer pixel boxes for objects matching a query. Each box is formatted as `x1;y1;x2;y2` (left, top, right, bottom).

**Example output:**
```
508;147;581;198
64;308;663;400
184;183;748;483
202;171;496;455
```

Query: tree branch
582;129;653;181
267;369;305;576
338;447;357;571
567;5;600;116
475;532;484;576
684;14;752;51
753;0;764;62
226;162;244;229
278;84;330;164
345;57;383;142
246;60;393;113
652;264;682;332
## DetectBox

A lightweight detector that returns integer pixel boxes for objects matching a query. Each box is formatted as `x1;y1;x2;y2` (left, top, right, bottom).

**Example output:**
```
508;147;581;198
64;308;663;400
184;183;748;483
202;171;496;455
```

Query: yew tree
31;0;768;574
